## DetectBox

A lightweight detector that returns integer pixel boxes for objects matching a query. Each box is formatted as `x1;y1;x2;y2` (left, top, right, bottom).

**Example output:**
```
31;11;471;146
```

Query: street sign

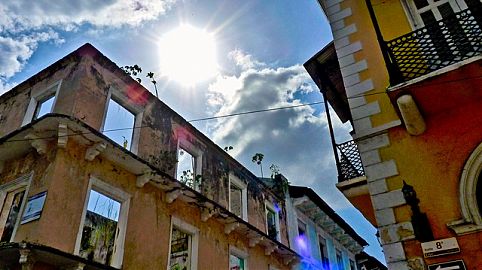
421;237;460;258
428;260;466;270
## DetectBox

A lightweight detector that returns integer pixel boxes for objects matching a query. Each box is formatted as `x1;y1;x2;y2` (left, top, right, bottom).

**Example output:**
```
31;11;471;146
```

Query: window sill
446;219;482;235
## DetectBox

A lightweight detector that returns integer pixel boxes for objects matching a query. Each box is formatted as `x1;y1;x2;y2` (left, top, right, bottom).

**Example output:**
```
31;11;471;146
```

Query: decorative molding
351;101;381;121
372;189;406;210
201;207;216;222
224;222;239;235
136;171;153;188
84;142;106;161
283;255;296;266
165;189;182;204
58;123;68;148
25;133;48;155
365;160;398;182
353;120;402;139
375;208;396;226
19;247;34;270
264;244;277;256
249;236;264;247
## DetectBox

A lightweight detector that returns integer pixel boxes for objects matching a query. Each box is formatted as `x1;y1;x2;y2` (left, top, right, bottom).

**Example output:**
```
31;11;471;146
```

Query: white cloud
207;51;353;209
0;0;177;32
228;49;265;71
0;31;64;83
0;0;177;93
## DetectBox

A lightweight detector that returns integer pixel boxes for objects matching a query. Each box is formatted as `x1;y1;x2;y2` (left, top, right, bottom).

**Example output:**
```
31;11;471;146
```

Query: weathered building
0;43;301;269
305;0;482;269
286;185;368;270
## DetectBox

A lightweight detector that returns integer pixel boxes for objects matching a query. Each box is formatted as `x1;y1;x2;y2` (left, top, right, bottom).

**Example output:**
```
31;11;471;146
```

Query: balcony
336;140;365;182
385;4;482;84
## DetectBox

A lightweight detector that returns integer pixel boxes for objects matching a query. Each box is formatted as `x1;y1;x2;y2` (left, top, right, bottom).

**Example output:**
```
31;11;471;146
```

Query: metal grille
386;5;482;82
336;140;365;182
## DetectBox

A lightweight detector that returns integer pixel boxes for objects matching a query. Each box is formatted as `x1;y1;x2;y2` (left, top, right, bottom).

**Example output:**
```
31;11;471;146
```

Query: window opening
229;175;247;220
170;227;193;270
229;253;245;270
79;190;121;265
298;219;306;237
103;98;135;150
230;184;243;218
265;202;279;240
177;147;200;190
33;94;55;120
0;188;26;242
319;236;329;267
336;250;343;270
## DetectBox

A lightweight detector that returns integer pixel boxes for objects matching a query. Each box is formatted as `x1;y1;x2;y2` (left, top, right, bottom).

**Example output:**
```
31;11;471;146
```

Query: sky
0;0;384;263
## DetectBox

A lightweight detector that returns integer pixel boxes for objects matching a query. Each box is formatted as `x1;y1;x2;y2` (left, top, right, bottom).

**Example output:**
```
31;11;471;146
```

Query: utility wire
3;74;481;143
188;101;324;122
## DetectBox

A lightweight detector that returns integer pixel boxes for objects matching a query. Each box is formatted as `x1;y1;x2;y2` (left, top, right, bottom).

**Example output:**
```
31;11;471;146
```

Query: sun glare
158;25;218;86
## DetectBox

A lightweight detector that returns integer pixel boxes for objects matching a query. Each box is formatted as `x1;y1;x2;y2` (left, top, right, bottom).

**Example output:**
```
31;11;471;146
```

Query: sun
158;25;218;86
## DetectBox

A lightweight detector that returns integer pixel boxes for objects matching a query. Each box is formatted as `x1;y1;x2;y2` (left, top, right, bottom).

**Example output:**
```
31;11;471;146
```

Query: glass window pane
229;254;245;270
80;190;121;265
413;0;429;9
103;98;135;150
170;227;192;270
33;95;55;120
0;189;26;242
420;10;437;25
230;184;242;217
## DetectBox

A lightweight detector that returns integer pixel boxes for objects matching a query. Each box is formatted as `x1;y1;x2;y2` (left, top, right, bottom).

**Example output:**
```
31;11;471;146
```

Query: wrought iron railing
336;140;365;182
385;4;482;83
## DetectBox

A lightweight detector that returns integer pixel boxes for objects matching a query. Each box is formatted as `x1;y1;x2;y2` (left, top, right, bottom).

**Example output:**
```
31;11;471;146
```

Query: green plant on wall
270;164;289;194
251;153;264;177
121;64;158;97
179;169;202;190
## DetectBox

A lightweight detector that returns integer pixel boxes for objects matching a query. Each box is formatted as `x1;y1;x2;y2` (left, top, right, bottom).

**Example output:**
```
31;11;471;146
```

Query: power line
2;101;326;143
188;101;325;122
3;74;481;143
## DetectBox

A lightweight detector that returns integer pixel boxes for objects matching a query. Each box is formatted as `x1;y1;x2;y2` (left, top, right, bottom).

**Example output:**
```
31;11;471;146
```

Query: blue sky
0;0;384;262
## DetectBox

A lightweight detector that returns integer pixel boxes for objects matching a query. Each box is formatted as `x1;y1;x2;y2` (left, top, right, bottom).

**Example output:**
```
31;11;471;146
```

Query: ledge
446;219;482;235
0;114;301;264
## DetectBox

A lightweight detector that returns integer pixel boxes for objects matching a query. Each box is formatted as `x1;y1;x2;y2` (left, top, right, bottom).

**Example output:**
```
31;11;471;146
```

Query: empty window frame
75;178;130;268
0;174;31;243
176;139;202;191
229;246;248;270
22;81;62;126
318;235;329;267
168;217;199;270
265;201;280;241
229;173;247;220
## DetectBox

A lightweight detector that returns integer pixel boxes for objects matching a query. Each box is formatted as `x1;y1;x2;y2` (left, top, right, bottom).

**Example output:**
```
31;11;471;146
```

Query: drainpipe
364;0;404;85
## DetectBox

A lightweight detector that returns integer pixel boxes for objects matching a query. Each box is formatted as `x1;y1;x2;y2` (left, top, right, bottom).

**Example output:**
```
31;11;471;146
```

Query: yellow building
306;0;482;269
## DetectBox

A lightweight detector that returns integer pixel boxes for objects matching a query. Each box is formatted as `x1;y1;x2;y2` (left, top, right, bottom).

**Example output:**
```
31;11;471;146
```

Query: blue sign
21;191;47;224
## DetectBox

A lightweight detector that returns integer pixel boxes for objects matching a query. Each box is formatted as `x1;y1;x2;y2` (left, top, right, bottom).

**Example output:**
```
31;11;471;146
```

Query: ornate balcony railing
385;4;482;83
336;140;365;182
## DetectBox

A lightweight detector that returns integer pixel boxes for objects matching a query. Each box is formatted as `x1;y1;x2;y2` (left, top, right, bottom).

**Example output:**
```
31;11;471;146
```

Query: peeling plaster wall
0;45;293;268
1;139;290;269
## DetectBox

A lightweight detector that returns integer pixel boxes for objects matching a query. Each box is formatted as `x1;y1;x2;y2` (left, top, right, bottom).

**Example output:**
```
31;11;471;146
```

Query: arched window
448;142;482;234
477;173;482;217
